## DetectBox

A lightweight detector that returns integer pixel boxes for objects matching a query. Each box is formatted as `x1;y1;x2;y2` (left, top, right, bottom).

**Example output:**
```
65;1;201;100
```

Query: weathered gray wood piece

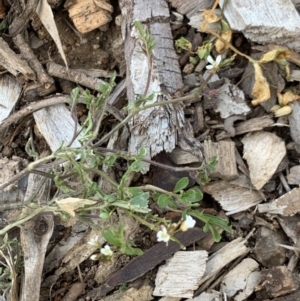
289;101;300;153
219;0;300;52
168;0;214;18
0;75;22;125
33;104;82;151
20;172;53;301
120;0;192;171
0;38;35;80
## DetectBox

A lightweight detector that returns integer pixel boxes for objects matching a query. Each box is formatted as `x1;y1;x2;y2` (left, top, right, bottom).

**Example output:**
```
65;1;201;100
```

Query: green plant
0;235;22;299
0;21;232;258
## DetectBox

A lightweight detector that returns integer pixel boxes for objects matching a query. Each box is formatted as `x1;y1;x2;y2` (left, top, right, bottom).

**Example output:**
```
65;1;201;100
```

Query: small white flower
206;55;222;70
180;215;196;232
88;236;100;248
90;254;101;261
157;226;170;243
100;245;113;257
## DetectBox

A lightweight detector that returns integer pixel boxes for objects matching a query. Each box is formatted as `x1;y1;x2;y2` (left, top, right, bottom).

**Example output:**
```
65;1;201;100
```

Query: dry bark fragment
219;0;300;52
287;166;300;185
216;115;274;140
47;62;106;91
33;104;82;152
168;0;214;18
0;38;36;80
289;101;300;153
242;131;286;190
203;140;238;180
220;258;260;300
153;251;208;298
258;187;300;216
120;0;202;172
65;0;113;34
203;175;264;215
13;34;54;89
20;172;54;301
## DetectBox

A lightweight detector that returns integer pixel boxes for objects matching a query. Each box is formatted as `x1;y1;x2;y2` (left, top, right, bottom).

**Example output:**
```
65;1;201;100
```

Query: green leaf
173;177;189;193
121;245;143;256
136;146;147;159
99;212;110;220
158;194;171;208
130;161;146;172
178;189;200;203
102;229;122;247
125;187;144;197
129;192;149;209
187;187;203;202
104;195;117;203
152;193;160;201
104;154;117;167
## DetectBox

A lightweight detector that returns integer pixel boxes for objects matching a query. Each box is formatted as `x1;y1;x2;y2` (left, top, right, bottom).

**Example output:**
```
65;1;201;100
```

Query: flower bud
274;105;292;117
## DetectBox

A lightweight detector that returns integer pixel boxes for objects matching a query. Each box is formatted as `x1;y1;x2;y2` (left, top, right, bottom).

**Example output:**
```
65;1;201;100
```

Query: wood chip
169;147;201;165
0;37;35;80
168;0;214;18
242;131;286;190
197;237;249;288
219;0;300;52
211;79;250;119
203;175;264;215
66;0;113;34
33;104;82;152
220;258;261;300
153;251;208;298
216;115;274;140
258;187;300;216
121;0;188;172
287;166;300;185
203;140;238;180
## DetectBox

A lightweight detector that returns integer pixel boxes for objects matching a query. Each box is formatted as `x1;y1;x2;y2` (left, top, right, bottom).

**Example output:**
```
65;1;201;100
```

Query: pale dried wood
159;297;181;301
0;38;35;80
220;258;260;300
168;0;214;18
287;166;300;185
289;101;300;153
120;0;202;172
47;62;106;91
20;172;53;301
203;175;264;215
13;34;54;89
242;131;286;190
33;104;82;152
197;238;249;288
216;115;274;140
153;251;208;298
0;75;22;125
258;187;300;216
65;0;113;34
219;0;300;52
203;140;238;180
211;78;250;119
169;147;201;165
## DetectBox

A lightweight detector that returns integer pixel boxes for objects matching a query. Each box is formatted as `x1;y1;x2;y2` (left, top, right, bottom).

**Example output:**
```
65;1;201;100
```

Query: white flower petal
206;55;214;64
206;65;214;70
100;245;113;256
215;55;222;65
157;227;170;242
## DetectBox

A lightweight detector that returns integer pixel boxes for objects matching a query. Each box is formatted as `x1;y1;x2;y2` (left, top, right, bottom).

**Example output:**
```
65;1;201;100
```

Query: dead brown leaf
56;198;97;217
251;63;271;106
